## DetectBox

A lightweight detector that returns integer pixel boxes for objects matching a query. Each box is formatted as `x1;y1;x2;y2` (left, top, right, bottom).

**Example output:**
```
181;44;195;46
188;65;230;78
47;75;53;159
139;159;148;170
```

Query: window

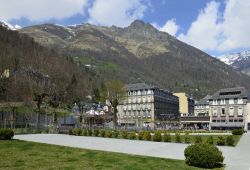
229;119;233;122
238;107;243;116
221;108;225;115
212;120;216;122
229;107;234;116
221;99;226;105
229;99;234;104
213;108;217;116
221;120;226;122
239;119;243;122
238;98;243;104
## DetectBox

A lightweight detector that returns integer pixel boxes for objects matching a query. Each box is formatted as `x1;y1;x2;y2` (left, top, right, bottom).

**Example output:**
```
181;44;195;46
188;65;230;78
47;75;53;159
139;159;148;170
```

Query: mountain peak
128;20;156;31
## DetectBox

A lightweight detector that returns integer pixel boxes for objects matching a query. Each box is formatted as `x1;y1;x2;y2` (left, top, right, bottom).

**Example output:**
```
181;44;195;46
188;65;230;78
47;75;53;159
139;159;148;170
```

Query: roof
210;87;247;100
196;95;211;105
125;83;157;91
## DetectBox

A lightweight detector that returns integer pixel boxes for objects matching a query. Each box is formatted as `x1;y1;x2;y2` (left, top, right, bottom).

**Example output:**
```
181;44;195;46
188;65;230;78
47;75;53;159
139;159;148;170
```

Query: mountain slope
0;25;97;103
219;50;250;76
19;20;250;98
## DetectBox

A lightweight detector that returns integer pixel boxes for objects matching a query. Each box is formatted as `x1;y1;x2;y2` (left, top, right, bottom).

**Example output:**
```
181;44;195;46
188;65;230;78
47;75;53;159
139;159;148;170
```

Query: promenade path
14;133;250;169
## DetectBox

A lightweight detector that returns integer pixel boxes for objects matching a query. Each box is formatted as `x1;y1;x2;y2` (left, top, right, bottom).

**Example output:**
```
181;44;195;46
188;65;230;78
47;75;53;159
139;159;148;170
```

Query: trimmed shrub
82;129;88;136
68;129;73;135
217;136;225;146
163;133;171;142
226;136;235;146
106;131;112;138
112;131;119;138
129;131;136;140
93;129;99;137
121;131;128;139
87;129;92;136
232;129;244;135
206;136;214;145
143;131;151;141
100;130;105;137
0;129;14;140
175;133;181;143
153;131;162;142
194;136;203;144
184;143;224;168
184;135;190;143
138;131;144;140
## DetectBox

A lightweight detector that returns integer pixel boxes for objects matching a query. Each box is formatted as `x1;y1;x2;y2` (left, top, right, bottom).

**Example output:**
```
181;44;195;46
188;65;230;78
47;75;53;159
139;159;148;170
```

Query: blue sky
1;0;249;56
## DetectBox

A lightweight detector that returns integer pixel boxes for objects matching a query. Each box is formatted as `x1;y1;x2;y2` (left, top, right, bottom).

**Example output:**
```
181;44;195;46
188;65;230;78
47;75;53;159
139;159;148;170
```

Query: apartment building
209;87;248;130
117;83;179;129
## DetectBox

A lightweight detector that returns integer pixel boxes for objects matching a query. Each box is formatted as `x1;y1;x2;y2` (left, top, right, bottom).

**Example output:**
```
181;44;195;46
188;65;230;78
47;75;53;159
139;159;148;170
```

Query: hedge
232;129;244;135
0;128;14;140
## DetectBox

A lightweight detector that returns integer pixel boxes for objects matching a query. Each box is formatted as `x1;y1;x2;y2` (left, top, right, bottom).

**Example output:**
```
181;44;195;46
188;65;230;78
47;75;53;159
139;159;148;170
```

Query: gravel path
14;133;249;169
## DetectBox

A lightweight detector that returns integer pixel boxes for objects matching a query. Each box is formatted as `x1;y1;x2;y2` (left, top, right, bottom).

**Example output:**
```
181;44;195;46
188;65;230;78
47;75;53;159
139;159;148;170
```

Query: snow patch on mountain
0;20;22;30
219;50;250;65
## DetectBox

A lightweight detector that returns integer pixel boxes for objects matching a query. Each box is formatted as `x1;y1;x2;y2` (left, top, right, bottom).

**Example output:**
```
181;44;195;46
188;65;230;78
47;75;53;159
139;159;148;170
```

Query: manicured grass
0;140;223;170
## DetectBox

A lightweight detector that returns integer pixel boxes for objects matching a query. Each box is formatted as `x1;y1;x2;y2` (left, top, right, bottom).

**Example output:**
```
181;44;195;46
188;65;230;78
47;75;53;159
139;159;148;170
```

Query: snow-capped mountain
219;50;250;75
0;20;22;30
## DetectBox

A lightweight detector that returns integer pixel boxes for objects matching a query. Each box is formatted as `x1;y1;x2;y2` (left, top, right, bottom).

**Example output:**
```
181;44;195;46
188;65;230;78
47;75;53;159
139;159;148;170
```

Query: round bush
217;136;225;146
143;131;151;141
163;133;171;142
194;136;203;144
184;143;224;168
112;131;119;138
93;129;99;137
129;131;136;140
226;136;235;146
175;133;181;143
232;129;244;135
82;129;88;136
68;129;73;135
121;131;128;139
184;135;190;143
138;131;144;140
153;131;162;142
0;129;14;140
87;129;92;136
100;130;105;137
206;136;214;145
105;131;112;138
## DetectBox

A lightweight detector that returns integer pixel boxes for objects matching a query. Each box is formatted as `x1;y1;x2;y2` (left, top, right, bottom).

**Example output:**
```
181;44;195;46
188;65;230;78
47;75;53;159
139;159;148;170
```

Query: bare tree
101;80;126;130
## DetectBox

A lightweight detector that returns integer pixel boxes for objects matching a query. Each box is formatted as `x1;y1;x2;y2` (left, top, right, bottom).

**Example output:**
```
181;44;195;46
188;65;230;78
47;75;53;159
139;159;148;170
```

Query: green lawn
0;140;223;170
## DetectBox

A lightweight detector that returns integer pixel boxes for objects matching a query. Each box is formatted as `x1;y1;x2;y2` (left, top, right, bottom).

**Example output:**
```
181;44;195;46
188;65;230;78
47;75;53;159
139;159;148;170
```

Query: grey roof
210;87;247;100
196;95;211;105
125;83;157;91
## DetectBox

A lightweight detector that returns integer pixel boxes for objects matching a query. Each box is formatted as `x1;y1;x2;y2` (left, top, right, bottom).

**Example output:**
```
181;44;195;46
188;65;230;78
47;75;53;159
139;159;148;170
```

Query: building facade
194;95;211;116
180;95;211;130
117;83;179;129
173;93;194;116
209;87;248;130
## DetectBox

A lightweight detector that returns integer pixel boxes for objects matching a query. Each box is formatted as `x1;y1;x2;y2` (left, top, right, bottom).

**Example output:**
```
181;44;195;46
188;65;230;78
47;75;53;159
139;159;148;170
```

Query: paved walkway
224;133;250;170
14;134;250;169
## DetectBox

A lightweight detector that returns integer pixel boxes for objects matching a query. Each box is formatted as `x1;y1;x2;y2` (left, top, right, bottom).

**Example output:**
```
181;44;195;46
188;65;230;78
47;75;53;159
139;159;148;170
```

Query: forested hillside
0;25;99;105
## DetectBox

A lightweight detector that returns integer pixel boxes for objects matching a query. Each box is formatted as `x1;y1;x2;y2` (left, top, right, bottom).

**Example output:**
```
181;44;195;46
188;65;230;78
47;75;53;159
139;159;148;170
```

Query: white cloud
219;0;250;51
88;0;149;27
0;0;89;22
178;1;221;50
178;0;250;52
152;18;179;36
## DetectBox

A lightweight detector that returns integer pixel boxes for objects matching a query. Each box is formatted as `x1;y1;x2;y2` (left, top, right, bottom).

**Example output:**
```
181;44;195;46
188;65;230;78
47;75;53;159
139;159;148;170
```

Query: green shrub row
69;129;236;146
0;128;14;140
